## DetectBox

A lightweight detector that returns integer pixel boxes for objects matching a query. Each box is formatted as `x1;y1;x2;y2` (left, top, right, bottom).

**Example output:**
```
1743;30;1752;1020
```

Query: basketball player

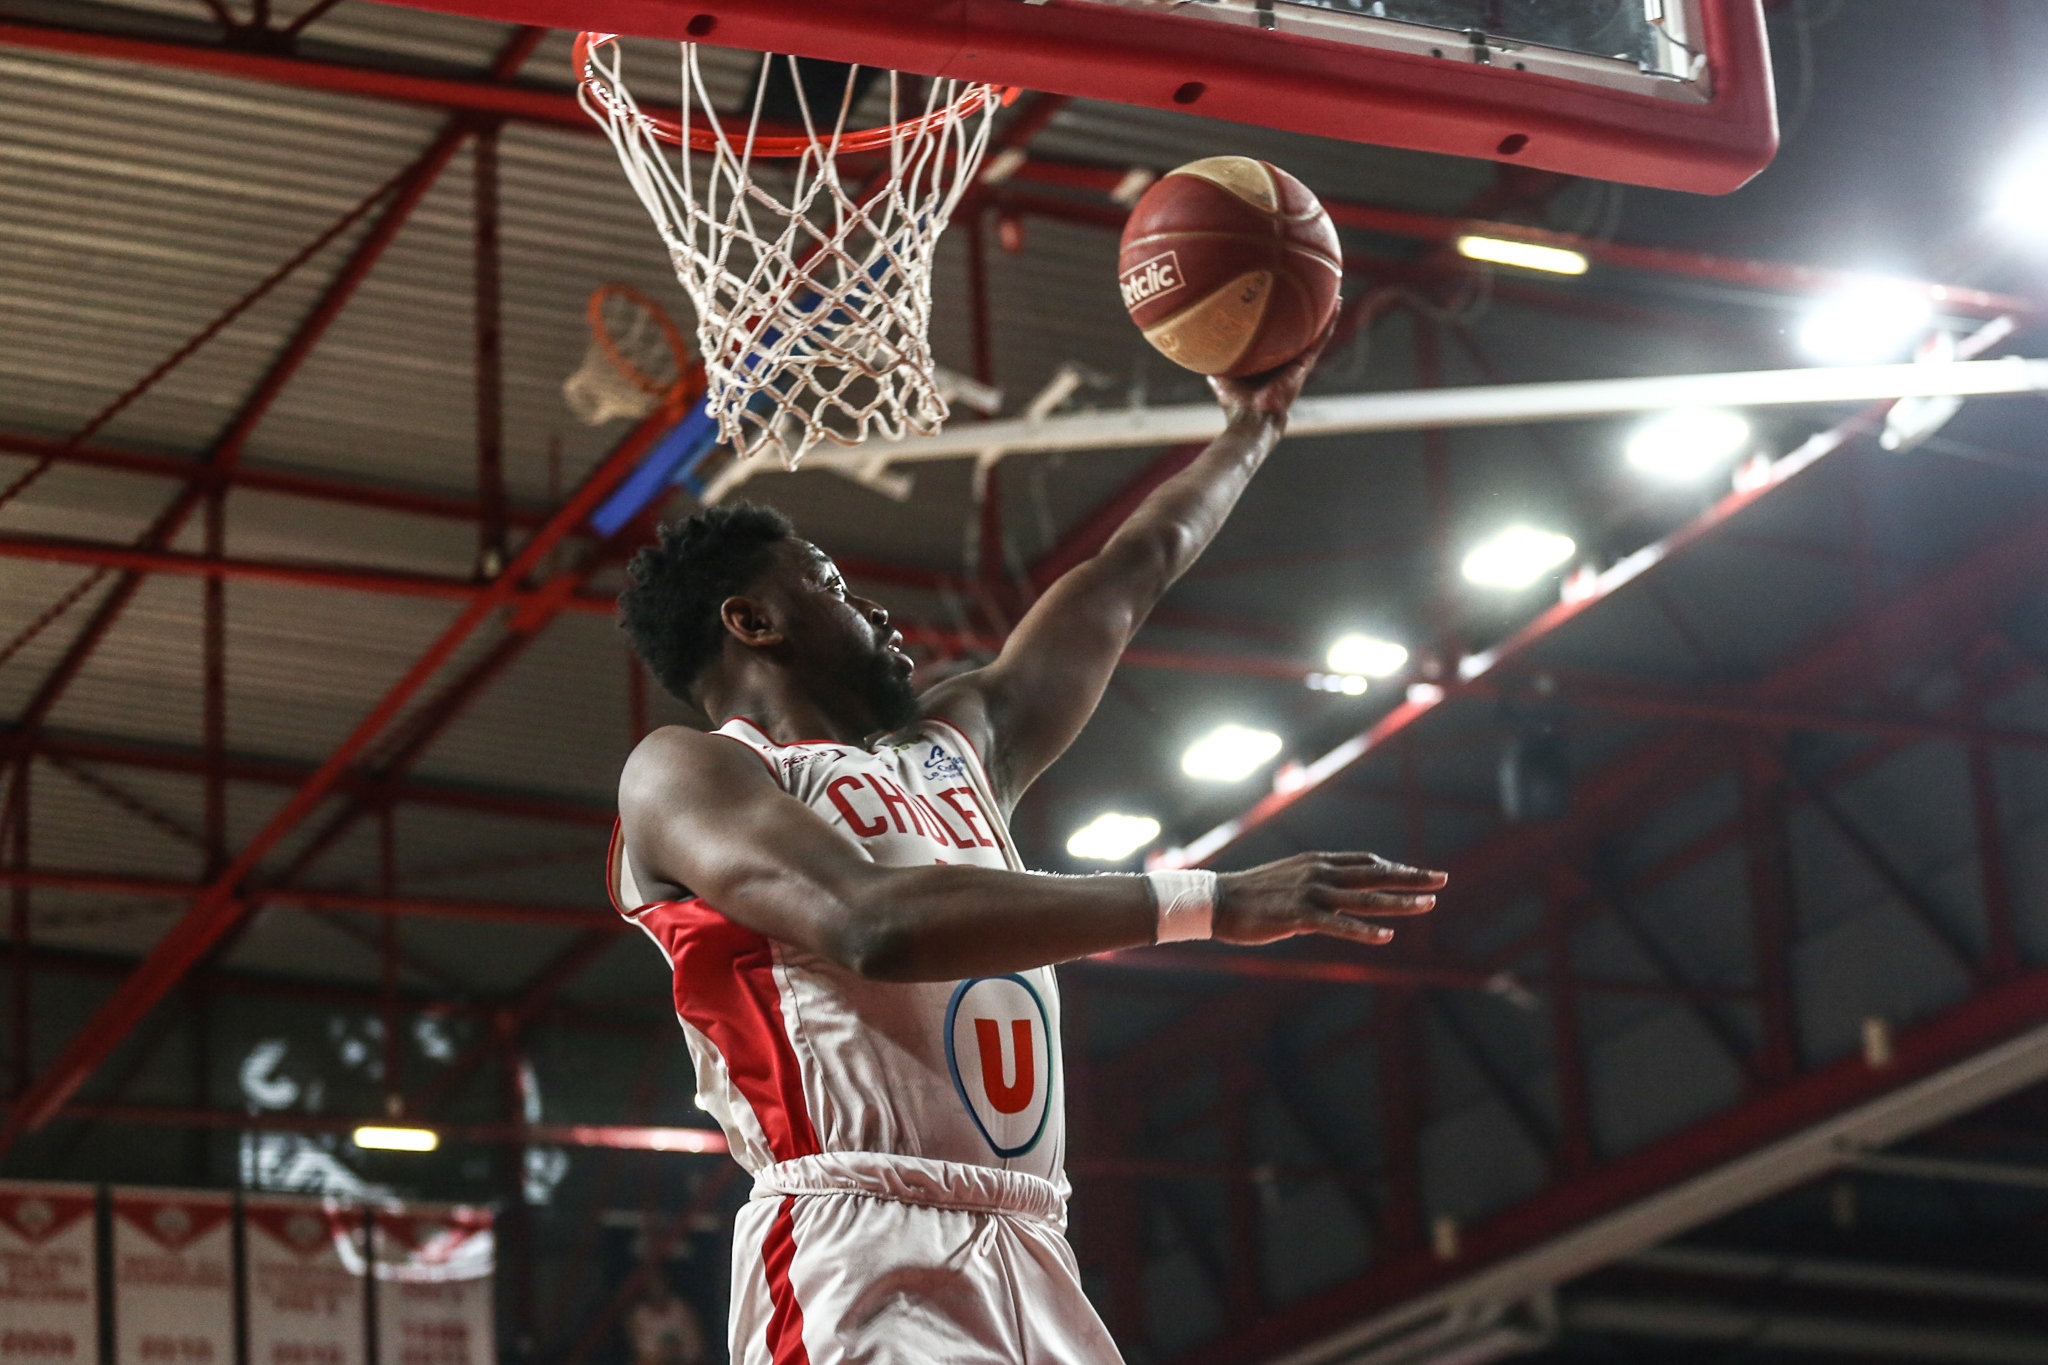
611;334;1447;1364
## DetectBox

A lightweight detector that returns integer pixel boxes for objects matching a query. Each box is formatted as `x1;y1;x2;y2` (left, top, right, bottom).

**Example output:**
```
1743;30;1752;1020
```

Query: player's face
782;543;919;730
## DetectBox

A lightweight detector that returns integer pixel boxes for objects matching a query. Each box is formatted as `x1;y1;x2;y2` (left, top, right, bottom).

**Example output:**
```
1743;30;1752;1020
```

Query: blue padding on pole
588;400;721;538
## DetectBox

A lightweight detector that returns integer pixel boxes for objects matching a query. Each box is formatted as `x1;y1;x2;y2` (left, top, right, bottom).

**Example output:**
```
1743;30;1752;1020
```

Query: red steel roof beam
471;121;510;577
0;867;614;929
404;927;622;1117
5;767;28;1102
1453;498;2048;909
0;402;675;1151
1543;876;1596;1174
0;20;585;129
1472;671;2048;752
202;492;226;874
1969;673;2022;980
1741;739;1804;1082
4;19;2010;316
0;25;541;760
0;533;1345;681
12;940;654;1033
0;431;546;528
0;529;605;606
3;122;472;766
56;1101;727;1153
1374;987;1426;1257
1169;438;2048;881
4;730;612;828
263;629;542;889
1460;638;2046;1005
1171;959;2048;1365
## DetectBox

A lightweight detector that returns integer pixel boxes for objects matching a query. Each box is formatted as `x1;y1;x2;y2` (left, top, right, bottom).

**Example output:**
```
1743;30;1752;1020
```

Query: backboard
379;0;1776;193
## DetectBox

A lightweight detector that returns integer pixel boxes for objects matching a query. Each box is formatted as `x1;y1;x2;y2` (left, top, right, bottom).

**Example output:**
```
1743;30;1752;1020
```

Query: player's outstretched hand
1207;313;1338;429
1213;851;1445;947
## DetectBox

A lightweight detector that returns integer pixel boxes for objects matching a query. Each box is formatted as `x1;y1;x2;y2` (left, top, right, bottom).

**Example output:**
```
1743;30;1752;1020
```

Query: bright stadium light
1327;634;1410;678
1455;235;1589;276
1625;409;1752;481
353;1125;440;1153
1992;138;2048;237
1066;812;1162;861
1304;673;1371;695
1462;526;1577;589
1181;725;1284;782
1797;281;1933;365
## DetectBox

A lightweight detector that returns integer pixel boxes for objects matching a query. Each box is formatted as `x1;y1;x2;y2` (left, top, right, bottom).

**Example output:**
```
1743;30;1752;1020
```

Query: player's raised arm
923;326;1332;810
619;722;1441;982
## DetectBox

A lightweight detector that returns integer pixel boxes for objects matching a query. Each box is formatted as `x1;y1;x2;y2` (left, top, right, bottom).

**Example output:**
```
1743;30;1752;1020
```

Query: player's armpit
917;545;1151;810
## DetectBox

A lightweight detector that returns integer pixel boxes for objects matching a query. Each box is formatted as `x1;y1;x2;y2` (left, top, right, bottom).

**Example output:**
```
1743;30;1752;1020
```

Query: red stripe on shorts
761;1195;810;1364
638;898;821;1162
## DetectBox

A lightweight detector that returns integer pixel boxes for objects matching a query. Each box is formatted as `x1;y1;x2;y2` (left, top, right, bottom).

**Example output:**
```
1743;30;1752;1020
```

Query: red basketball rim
588;283;691;399
574;32;1020;158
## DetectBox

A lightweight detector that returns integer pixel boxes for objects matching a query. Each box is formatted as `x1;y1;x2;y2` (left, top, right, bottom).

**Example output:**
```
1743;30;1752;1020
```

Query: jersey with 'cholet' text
610;715;1066;1188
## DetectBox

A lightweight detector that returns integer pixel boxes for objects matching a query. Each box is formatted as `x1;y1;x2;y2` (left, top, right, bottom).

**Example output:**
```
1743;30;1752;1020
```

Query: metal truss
8;10;2048;1364
1087;460;2048;1360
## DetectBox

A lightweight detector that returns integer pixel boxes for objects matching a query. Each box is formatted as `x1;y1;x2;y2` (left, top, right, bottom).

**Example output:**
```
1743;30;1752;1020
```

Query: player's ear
719;594;782;648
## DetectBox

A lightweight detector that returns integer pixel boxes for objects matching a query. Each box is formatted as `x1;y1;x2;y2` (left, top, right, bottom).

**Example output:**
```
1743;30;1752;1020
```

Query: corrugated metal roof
9;3;2048;1352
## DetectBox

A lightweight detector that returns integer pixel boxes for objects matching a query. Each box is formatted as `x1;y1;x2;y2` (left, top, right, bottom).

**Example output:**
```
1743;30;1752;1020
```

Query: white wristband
1146;869;1218;943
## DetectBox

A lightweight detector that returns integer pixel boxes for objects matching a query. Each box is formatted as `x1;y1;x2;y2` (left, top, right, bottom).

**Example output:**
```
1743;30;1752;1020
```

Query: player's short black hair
619;502;797;703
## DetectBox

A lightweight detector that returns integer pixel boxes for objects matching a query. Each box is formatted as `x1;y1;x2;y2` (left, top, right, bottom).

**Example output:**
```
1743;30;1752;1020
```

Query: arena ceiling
5;1;2048;1362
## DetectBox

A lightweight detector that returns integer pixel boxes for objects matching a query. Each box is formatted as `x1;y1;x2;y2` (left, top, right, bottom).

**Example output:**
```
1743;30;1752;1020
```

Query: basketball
1117;156;1343;378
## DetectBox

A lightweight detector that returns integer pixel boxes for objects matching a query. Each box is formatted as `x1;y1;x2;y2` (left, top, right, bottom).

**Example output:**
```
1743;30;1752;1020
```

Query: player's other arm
923;330;1330;808
619;725;1441;982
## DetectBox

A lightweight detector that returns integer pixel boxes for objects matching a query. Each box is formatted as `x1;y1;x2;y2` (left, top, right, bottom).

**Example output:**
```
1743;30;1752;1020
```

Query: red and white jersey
611;716;1066;1191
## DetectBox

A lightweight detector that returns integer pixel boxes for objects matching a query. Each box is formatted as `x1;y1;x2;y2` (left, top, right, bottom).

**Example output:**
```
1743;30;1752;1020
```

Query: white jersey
610;715;1067;1190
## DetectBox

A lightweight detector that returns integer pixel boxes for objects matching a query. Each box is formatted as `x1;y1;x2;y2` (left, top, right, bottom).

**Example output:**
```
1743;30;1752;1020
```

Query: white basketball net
578;37;1005;467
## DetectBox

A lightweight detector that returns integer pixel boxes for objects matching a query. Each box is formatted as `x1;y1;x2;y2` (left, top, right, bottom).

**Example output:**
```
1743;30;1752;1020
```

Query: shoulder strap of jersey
714;716;787;784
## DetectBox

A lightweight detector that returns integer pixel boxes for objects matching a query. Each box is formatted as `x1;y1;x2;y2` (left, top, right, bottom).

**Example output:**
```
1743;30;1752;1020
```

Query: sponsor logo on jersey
1119;251;1183;309
781;751;825;780
922;743;967;783
945;975;1053;1158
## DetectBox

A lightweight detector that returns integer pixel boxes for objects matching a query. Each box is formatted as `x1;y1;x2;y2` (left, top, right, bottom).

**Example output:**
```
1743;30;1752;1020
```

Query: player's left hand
1210;849;1445;948
1208;312;1338;430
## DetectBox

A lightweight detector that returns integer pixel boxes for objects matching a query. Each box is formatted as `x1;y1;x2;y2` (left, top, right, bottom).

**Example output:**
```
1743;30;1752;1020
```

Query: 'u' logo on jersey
945;976;1052;1157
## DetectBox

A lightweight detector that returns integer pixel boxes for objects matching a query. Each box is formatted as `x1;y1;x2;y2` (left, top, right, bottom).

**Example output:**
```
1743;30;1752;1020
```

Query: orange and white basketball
1117;156;1343;378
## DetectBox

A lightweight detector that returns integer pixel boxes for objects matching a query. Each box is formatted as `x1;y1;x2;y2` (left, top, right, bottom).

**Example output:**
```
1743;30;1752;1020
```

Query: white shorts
729;1153;1124;1365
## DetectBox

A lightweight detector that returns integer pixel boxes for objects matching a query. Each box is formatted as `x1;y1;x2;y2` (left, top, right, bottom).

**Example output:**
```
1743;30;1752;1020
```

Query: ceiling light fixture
1181;725;1284;782
1461;526;1577;589
1066;812;1162;861
353;1125;440;1153
1326;634;1410;678
1991;139;2048;237
1306;673;1370;695
1625;408;1752;481
1797;281;1934;365
1455;234;1589;276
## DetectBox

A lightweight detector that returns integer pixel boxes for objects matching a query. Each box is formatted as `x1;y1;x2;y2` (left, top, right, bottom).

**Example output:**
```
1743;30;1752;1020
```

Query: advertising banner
110;1187;234;1365
371;1206;495;1365
0;1180;98;1365
244;1197;366;1365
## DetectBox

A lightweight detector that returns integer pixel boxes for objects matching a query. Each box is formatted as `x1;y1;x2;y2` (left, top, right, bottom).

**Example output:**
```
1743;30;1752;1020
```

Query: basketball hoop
561;283;697;425
575;33;1013;467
